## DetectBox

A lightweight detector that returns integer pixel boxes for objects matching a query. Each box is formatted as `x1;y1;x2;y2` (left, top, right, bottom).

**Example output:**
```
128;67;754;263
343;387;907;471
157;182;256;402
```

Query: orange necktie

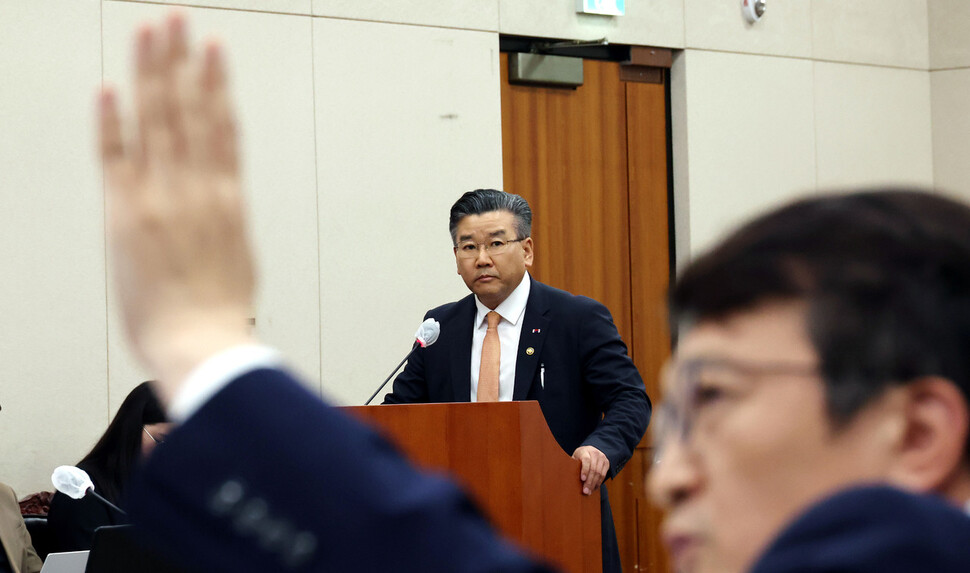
477;311;501;402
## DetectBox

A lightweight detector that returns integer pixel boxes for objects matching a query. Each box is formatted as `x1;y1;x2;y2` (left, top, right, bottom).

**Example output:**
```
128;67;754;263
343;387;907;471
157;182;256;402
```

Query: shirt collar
475;272;531;328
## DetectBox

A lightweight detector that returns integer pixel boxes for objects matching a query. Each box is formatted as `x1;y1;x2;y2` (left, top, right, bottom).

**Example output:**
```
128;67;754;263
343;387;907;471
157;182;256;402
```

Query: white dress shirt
469;273;531;402
168;344;282;423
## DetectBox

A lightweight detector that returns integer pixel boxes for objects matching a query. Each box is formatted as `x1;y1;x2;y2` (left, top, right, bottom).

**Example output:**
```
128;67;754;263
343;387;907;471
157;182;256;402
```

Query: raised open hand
101;13;255;404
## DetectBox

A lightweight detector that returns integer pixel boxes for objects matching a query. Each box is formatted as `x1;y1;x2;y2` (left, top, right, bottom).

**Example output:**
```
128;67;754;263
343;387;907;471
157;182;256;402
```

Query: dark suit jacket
125;368;555;573
750;485;970;573
384;278;652;573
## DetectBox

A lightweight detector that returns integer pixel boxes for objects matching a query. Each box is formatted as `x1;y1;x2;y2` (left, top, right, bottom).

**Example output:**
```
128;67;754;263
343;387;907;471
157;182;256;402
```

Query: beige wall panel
931;69;970;198
312;0;498;31
676;50;818;258
813;0;929;69
929;0;970;70
103;4;321;400
814;62;933;190
684;0;812;58
313;19;501;405
0;0;106;495
670;51;692;271
110;0;311;15
499;0;684;49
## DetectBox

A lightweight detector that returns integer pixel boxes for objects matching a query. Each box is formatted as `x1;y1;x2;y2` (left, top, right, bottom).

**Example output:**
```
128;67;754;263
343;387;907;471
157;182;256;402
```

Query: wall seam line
681;0;687;48
688;46;928;73
104;0;307;17
307;13;495;33
809;0;819;191
811;60;821;192
309;17;324;396
924;0;932;72
100;0;112;422
104;0;499;34
495;0;501;35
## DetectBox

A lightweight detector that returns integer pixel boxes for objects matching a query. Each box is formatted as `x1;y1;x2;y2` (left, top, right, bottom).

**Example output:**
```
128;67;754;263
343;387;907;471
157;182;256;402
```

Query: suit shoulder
751;486;970;573
792;485;968;527
533;280;611;316
424;294;475;320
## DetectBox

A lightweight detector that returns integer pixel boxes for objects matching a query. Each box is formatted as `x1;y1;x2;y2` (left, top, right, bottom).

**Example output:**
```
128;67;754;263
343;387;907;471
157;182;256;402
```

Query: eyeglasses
652;358;818;463
454;238;526;259
143;426;165;445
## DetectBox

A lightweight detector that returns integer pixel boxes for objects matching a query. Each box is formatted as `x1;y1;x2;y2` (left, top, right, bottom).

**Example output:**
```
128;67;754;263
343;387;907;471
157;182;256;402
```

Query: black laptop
85;525;192;573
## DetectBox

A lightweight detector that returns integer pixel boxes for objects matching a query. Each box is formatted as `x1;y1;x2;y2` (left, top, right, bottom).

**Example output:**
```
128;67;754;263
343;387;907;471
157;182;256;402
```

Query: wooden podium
345;401;602;573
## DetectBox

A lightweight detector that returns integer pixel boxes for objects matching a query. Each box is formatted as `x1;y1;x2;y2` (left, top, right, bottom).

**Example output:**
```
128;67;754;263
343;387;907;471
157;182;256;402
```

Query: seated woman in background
47;382;170;552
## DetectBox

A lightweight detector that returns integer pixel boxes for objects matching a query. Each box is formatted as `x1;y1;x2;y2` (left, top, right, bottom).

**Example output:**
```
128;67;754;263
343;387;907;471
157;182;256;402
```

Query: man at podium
383;189;652;573
96;13;558;573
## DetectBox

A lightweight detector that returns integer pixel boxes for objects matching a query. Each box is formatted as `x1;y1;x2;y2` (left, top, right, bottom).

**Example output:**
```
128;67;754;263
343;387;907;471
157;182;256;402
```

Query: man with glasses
649;189;970;573
96;14;556;573
384;188;651;573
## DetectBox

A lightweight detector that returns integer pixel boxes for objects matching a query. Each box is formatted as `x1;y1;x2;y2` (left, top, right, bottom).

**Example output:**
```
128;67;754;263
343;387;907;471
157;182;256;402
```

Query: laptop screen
39;551;88;573
84;525;190;573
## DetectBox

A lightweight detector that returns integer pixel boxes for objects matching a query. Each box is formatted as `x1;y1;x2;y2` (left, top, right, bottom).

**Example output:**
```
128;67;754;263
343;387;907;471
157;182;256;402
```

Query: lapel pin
532;328;541;334
526;347;535;356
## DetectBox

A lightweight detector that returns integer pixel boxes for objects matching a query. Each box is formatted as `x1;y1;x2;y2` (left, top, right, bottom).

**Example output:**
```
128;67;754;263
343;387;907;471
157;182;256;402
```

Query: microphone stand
87;488;128;516
365;343;419;405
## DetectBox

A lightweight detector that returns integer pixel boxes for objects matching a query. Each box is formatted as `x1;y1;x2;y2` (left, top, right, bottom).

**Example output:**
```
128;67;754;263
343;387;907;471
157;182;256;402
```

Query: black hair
449;189;532;244
77;382;167;503
672;188;970;456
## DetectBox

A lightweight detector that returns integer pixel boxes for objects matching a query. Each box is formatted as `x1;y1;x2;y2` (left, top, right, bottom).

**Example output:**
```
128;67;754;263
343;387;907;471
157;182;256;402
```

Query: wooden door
501;55;671;573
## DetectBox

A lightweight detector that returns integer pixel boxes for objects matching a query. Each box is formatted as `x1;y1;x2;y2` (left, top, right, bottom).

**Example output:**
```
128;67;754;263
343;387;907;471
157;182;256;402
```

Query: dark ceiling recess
500;35;633;62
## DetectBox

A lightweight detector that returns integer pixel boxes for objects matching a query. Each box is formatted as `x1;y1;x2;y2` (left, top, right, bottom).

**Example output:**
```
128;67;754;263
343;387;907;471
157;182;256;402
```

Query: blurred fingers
100;88;125;174
201;41;238;174
166;12;189;66
165;12;190;158
135;25;170;168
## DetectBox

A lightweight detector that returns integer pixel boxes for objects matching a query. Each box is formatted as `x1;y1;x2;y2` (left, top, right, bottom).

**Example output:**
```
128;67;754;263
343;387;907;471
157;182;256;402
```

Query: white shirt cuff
167;344;282;424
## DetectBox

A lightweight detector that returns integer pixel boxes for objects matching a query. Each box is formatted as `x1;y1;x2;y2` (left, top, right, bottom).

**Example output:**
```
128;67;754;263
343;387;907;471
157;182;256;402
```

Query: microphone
414;317;441;348
52;465;128;516
364;318;440;405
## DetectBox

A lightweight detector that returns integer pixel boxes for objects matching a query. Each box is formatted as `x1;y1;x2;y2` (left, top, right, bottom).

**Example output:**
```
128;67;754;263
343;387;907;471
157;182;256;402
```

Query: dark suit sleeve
126;368;555;573
577;300;651;479
381;323;430;404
